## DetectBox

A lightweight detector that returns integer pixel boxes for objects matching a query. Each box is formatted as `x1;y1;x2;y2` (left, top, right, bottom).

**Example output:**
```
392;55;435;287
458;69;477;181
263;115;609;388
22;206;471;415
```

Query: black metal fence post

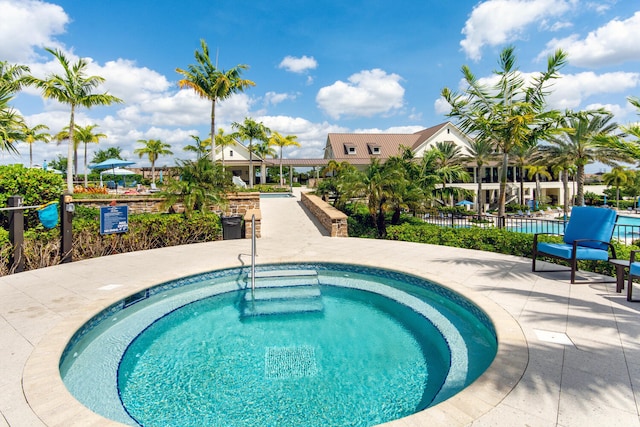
498;215;505;229
8;195;24;273
60;193;73;263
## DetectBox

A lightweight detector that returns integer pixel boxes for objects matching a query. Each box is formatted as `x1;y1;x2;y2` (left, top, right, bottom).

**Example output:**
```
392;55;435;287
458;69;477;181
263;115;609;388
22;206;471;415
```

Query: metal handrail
0;205;45;211
251;214;256;295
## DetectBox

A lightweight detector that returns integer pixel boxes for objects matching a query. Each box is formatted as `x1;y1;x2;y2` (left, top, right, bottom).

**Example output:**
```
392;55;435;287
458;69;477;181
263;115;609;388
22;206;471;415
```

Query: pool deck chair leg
627;251;640;302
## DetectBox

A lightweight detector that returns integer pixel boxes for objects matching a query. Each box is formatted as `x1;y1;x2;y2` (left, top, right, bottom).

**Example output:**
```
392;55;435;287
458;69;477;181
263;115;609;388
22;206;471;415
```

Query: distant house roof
324;122;464;164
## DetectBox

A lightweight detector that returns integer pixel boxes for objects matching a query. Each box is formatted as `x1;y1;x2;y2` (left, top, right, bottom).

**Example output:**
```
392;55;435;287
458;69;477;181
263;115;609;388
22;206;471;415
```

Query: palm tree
56;124;107;187
21;123;50;168
602;166;633;210
540;142;576;218
27;48;122;193
268;132;300;186
511;142;538;206
184;134;210;159
176;39;255;163
214;128;237;170
231;118;271;187
429;142;471;206
546;110;622;206
0;61;30;154
0;92;25;153
442;46;567;217
525;164;552;207
465;139;496;216
161;157;230;218
135;139;173;184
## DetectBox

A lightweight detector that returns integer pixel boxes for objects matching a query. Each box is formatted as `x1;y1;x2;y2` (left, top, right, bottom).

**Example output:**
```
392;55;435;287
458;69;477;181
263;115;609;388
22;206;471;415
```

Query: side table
609;259;629;294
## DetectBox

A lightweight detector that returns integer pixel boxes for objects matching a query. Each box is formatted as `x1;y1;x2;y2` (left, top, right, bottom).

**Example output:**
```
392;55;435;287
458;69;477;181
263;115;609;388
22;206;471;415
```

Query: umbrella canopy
456;200;474;206
100;168;135;176
100;167;135;187
89;158;135;170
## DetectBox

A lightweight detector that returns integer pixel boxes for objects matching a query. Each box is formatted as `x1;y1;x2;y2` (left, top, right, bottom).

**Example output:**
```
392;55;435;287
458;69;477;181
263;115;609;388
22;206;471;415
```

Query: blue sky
1;0;639;172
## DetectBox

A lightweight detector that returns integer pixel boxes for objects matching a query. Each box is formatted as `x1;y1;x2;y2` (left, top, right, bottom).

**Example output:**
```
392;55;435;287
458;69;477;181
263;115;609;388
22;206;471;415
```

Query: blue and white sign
100;205;129;235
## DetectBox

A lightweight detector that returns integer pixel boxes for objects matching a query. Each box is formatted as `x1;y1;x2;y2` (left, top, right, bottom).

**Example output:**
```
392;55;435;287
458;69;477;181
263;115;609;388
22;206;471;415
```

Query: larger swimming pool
60;263;497;427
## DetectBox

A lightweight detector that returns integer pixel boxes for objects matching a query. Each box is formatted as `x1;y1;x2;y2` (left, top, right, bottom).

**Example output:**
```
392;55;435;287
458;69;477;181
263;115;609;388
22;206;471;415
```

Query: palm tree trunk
83;142;88;188
210;100;216;163
477;166;483;217
151;160;156;185
66;107;75;193
249;139;254;187
279;146;284;186
519;167;525;206
562;171;570;219
498;153;509;218
576;165;585;206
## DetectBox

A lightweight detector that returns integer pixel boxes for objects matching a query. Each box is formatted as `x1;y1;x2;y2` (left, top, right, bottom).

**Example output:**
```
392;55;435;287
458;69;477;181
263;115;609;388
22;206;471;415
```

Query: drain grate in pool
265;346;318;379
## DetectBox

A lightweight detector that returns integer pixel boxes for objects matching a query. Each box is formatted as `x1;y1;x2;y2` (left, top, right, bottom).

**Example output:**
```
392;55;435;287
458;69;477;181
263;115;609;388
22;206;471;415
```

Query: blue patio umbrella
456;200;474;206
89;158;135;190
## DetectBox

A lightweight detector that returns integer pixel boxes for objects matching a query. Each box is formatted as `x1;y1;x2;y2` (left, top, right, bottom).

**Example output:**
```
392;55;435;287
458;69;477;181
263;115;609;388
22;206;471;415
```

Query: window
344;143;356;155
367;144;381;155
229;150;233;157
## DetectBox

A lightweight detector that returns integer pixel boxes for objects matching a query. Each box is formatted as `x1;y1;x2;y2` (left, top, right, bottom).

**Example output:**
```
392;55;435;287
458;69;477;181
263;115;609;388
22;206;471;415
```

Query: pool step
241;270;323;317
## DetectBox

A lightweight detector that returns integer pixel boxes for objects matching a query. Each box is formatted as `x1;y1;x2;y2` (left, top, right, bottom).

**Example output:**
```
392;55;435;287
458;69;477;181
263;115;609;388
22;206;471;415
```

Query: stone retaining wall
73;192;260;217
300;192;348;237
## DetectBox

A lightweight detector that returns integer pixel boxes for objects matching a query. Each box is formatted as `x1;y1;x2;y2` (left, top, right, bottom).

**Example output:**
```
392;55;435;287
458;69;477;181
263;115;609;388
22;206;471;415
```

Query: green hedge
0;211;222;276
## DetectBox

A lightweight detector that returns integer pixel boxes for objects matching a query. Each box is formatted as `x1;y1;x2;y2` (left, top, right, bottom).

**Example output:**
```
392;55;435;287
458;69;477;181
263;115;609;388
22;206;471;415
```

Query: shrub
0;211;222;275
0;165;64;229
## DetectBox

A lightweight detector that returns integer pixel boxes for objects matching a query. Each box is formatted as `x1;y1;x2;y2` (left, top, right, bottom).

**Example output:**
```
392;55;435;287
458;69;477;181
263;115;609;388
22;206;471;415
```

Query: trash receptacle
221;215;243;239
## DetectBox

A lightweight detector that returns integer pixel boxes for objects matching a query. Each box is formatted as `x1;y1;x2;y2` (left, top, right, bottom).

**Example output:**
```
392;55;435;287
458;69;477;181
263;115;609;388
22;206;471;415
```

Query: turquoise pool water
60;263;497;427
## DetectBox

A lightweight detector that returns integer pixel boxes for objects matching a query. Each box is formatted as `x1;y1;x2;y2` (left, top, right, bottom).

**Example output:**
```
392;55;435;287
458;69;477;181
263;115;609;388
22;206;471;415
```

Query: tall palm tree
22;123;50;168
56;124;107;187
540;142;576;218
546;110;622;206
442;46;567;217
231;118;270;187
268;131;300;186
602;166;633;210
135;139;173;184
176;39;255;163
465;138;496;216
27;48;122;193
184;134;210;159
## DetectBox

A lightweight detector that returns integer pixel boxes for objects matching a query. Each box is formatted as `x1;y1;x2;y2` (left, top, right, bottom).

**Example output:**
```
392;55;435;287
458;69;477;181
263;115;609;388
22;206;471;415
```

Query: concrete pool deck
2;188;640;426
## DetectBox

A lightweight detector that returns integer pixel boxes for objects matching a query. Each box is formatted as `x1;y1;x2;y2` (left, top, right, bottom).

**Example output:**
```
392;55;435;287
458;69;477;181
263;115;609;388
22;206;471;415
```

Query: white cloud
278;55;318;73
93;59;172;104
540;11;640;67
316;69;405;119
0;0;68;62
434;97;452;116
263;91;297;106
460;0;575;61
547;71;640;109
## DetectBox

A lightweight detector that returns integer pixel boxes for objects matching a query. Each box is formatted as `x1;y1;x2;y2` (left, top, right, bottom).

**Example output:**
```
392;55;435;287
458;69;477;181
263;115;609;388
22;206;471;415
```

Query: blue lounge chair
532;206;617;284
